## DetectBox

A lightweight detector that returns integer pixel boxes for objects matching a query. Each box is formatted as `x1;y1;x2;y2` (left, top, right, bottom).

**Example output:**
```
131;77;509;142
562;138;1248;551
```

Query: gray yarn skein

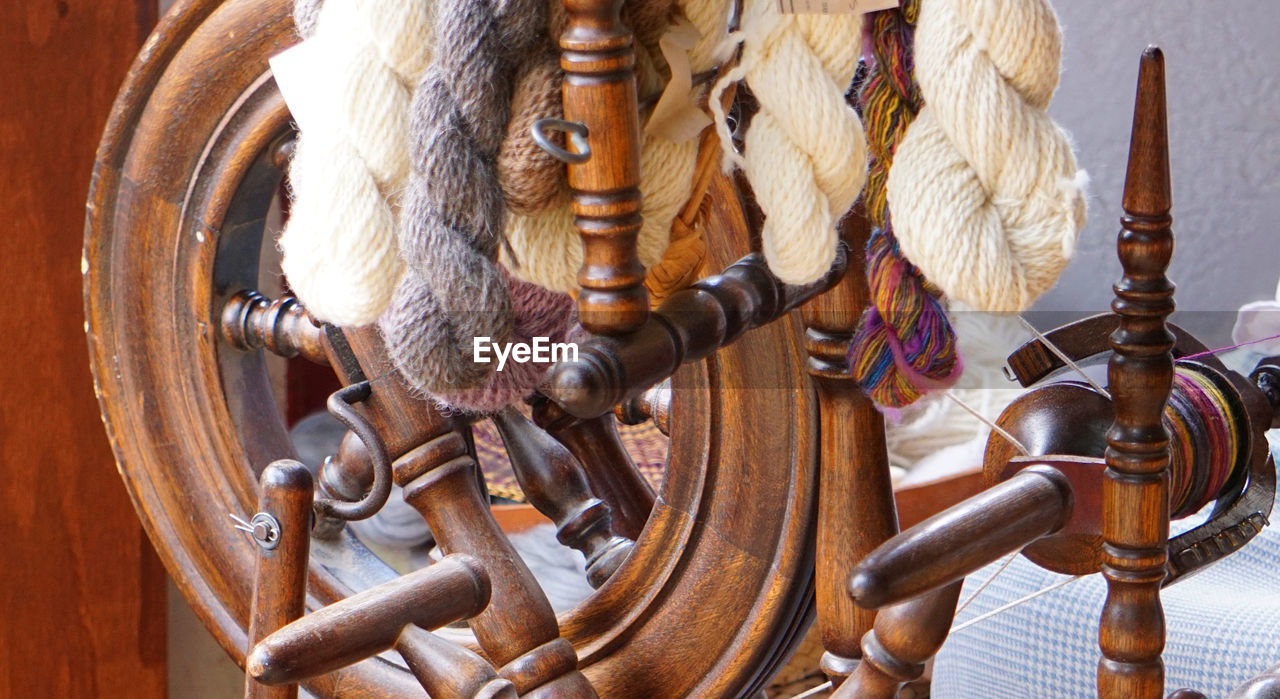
380;0;547;394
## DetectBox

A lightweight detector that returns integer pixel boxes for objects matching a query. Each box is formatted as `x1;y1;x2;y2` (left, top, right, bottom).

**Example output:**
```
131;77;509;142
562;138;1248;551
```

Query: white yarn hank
710;2;867;286
886;0;1088;313
278;0;433;326
502;0;727;294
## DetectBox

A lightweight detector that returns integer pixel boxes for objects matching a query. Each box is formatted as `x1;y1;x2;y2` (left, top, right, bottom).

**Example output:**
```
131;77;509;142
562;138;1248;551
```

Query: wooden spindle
615;379;671;436
395;626;517;698
222;290;327;364
245;460;314;699
1099;46;1176;699
834;580;964;699
802;214;898;684
336;328;596;697
247;554;489;685
545;249;846;419
560;0;647;334
492;406;635;587
532;396;655;541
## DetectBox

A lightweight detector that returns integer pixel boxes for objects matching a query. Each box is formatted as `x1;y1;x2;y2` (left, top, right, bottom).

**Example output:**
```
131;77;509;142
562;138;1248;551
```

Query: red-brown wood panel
0;1;164;696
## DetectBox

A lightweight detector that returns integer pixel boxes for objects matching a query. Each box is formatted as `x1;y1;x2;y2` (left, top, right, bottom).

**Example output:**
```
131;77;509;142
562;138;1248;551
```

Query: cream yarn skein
712;1;867;285
886;0;1088;312
278;0;432;326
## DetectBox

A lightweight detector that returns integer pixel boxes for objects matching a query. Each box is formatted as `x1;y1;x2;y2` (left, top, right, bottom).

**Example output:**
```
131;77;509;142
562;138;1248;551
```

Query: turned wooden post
560;0;647;334
492;406;634;587
532;395;656;541
545;249;846;419
1098;46;1176;699
245;460;314;699
333;328;596;697
803;213;898;684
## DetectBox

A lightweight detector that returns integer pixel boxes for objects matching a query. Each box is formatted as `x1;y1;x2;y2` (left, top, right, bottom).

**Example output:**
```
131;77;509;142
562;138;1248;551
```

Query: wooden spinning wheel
85;0;841;695
84;0;1280;697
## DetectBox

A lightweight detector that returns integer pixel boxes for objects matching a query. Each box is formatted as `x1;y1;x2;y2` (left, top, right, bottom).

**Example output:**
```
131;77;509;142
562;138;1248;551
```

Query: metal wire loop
531;117;590;164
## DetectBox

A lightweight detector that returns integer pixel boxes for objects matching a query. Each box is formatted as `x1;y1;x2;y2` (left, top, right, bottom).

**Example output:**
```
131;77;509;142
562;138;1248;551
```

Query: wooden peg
245;460;314;699
395;626;516;698
850;465;1074;610
560;0;647;334
247;554;490;685
1098;46;1176;699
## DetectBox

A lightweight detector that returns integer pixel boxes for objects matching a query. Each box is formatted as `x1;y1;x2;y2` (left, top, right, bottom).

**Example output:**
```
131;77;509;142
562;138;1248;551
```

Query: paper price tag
268;40;325;134
777;0;897;15
645;17;713;143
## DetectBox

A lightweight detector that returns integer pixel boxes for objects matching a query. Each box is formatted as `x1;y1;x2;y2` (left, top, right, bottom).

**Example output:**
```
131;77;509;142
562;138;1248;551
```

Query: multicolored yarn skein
378;0;546;398
849;0;962;408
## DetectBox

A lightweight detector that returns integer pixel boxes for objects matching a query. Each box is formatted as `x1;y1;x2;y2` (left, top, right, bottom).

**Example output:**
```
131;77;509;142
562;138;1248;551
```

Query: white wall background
154;1;1280;696
1038;0;1280;342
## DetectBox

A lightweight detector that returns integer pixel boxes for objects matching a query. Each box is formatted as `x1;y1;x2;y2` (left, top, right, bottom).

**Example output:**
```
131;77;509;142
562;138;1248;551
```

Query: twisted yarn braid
500;0;722;295
431;272;575;414
379;0;546;397
849;0;961;408
886;0;1087;312
278;0;432;326
711;0;867;285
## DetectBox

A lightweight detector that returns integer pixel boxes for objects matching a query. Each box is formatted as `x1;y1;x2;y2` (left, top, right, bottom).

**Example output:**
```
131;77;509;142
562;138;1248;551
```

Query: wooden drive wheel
84;0;822;695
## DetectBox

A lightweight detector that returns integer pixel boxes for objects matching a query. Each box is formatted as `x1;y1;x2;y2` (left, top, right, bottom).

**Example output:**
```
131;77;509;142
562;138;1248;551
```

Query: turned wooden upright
802;212;898;684
1098;46;1175;698
561;0;647;334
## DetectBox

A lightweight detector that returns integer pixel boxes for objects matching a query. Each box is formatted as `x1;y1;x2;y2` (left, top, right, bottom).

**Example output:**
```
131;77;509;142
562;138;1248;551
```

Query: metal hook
532;118;590;164
311;381;394;522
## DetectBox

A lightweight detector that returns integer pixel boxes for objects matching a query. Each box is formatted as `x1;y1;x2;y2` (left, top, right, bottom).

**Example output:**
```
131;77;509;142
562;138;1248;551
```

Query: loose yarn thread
849;0;961;408
709;0;868;285
380;0;547;397
278;0;433;326
886;0;1088;312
